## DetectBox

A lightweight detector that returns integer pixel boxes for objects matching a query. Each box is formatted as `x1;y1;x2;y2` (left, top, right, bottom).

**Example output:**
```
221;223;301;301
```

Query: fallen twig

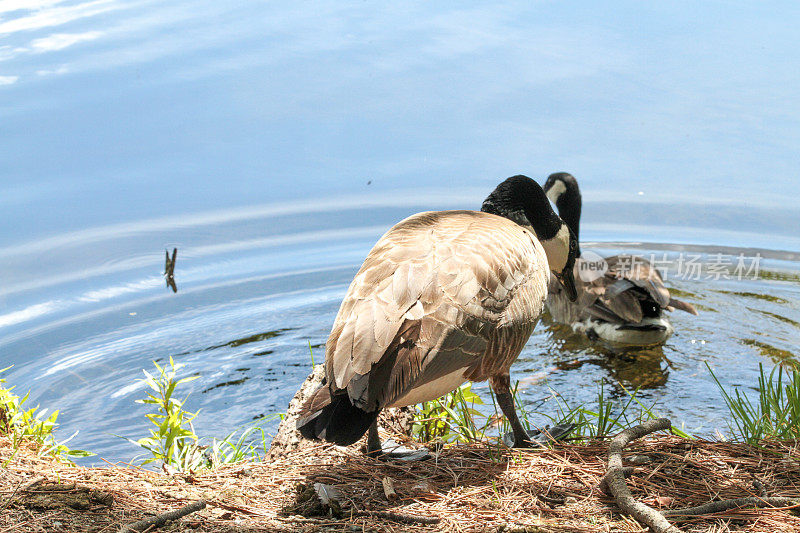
6;431;800;533
598;466;635;495
606;418;679;533
663;496;798;517
0;482;21;512
118;499;206;532
352;509;440;525
21;477;47;492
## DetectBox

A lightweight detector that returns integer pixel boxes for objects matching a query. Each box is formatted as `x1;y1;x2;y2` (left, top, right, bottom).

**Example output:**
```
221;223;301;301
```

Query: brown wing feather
325;210;548;410
605;255;670;308
547;253;697;325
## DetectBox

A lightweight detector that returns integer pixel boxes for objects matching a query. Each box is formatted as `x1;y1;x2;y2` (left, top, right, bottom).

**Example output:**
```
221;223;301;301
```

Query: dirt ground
3;431;800;533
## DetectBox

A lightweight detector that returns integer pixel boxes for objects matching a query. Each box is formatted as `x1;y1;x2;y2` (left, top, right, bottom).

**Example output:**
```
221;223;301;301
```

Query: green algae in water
759;269;800;284
750;308;800;329
668;287;702;300
740;339;798;367
717;290;790;304
202;377;250;393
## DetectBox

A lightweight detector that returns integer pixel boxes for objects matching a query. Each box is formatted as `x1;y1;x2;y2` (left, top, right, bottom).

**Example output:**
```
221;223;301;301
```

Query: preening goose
297;175;578;457
543;172;698;346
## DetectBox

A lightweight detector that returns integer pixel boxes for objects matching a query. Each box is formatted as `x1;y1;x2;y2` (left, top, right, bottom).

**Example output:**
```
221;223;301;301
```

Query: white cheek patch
540;224;570;272
546;179;567;205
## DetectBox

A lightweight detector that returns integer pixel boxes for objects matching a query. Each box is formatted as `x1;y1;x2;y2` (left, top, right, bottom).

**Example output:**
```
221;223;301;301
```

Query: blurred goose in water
543;172;697;346
297;175;578;458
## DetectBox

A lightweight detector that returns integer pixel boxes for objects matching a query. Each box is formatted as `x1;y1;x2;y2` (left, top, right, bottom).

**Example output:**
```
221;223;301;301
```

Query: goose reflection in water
541;318;671;390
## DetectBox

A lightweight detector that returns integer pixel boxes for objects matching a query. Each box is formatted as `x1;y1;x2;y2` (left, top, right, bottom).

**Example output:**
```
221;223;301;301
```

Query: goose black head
482;175;578;301
543;172;582;256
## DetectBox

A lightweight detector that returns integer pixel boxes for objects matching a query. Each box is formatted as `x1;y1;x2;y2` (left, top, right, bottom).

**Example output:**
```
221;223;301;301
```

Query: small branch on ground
538;492;566;505
598;466;635;495
0;481;23;511
118;499;206;532
352;509;440;525
663;496;798;517
21;477;47;492
606;417;679;533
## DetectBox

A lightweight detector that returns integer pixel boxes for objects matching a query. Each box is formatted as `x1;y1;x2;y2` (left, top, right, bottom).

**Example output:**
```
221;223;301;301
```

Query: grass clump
412;383;487;444
124;356;204;470
0;366;93;464
412;378;687;448
547;380;692;440
709;361;800;443
411;362;800;447
125;357;281;471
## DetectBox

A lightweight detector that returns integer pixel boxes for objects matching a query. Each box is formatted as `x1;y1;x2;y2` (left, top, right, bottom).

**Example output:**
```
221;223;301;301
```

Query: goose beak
556;268;578;302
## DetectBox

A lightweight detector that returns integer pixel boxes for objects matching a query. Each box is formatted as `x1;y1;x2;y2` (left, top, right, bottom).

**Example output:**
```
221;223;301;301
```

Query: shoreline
3;431;800;532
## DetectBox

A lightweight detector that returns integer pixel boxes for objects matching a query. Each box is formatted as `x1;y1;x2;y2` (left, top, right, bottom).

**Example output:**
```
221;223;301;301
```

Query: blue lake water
1;1;798;463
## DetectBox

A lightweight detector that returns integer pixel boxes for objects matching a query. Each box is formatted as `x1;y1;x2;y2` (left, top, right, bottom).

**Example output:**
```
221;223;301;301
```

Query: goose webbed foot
502;423;575;448
491;373;574;449
366;422;431;462
366;438;431;462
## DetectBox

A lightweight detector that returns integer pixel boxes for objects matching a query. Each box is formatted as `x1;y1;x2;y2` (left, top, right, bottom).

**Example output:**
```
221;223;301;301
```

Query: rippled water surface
1;1;798;463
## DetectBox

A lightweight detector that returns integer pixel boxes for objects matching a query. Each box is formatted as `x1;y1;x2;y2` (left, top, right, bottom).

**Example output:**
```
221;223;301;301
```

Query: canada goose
297;175;578;457
543;172;698;346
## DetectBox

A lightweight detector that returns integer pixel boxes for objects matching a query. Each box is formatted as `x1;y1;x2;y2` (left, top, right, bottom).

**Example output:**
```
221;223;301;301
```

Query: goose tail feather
296;385;377;446
668;297;699;315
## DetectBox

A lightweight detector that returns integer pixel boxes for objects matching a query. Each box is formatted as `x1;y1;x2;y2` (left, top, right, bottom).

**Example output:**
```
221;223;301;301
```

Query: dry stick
118;499;206;533
662;465;799;518
0;482;21;512
21;477;46;492
662;496;798;517
606;418;680;533
1;476;50;512
352;510;441;525
598;466;635;495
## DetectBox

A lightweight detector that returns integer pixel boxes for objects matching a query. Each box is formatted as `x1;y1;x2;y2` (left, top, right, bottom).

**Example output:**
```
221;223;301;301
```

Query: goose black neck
557;199;581;257
547;172;582;256
481;175;562;240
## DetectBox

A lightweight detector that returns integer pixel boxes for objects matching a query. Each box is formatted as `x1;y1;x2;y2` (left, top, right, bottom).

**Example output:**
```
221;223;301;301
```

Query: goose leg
365;419;430;462
491;373;573;448
366;420;382;456
491;374;533;447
